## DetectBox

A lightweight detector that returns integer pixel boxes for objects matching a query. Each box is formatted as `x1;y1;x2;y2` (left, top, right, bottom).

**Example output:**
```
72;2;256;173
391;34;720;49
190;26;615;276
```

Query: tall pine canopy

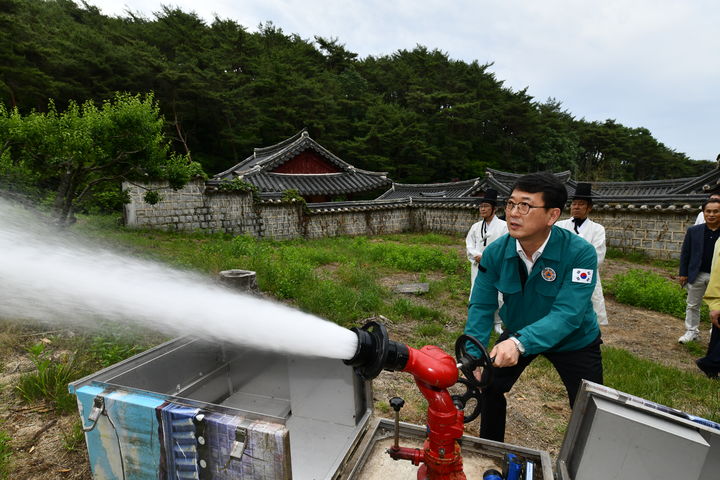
0;0;711;185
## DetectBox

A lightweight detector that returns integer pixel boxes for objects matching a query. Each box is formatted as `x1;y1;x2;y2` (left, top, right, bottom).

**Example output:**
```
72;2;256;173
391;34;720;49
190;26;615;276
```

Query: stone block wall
410;207;479;235
305;209;413;239
123;179;260;235
124;180;698;259
590;209;696;260
259;203;304;240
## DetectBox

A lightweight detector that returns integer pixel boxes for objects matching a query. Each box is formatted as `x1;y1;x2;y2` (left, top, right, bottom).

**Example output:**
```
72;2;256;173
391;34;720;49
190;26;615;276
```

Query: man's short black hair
702;198;720;211
511;172;567;210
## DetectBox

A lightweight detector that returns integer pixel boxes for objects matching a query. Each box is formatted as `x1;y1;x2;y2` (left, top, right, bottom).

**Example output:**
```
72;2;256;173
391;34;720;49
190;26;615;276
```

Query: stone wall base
124;181;694;260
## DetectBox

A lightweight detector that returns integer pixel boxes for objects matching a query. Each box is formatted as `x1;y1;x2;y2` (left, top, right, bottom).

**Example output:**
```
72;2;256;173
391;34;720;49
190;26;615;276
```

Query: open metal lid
556;381;720;480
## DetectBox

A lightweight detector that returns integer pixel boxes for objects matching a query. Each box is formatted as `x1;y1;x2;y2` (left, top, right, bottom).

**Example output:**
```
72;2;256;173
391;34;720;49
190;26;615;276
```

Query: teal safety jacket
465;226;600;356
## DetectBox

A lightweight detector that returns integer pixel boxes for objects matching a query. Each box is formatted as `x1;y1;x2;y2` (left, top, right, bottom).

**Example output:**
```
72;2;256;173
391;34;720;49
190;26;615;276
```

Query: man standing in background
678;199;720;343
556;183;608;325
466;188;508;334
694;192;720;225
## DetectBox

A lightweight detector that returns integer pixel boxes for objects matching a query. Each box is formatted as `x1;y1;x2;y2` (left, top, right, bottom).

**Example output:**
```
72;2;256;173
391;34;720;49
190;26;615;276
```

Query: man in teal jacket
465;172;603;442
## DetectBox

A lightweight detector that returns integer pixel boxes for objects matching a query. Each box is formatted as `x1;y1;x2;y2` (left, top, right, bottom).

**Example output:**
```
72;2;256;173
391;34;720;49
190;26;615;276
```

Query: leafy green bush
143;190;162;204
606;269;706;319
0;429;10;480
15;343;80;414
75;186;130;214
216;178;258;194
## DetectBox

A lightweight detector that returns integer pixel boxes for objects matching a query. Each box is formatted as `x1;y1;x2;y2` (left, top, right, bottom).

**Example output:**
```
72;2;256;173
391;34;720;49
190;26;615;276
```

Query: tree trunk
52;168;79;227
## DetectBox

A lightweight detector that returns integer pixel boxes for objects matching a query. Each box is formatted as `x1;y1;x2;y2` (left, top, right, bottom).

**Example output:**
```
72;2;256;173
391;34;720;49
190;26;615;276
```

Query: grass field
69;215;719;421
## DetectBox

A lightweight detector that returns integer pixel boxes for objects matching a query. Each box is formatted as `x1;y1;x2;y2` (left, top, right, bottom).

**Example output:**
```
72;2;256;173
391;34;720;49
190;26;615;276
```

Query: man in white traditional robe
466;188;508;334
556;183;608;325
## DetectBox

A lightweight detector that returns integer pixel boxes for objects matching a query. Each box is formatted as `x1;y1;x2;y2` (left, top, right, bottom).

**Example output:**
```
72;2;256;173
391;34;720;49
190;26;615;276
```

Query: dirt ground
0;257;710;479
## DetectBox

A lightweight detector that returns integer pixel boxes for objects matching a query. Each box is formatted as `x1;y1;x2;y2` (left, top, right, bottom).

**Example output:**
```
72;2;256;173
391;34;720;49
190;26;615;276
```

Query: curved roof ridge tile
387;177;482;189
253;128;308;155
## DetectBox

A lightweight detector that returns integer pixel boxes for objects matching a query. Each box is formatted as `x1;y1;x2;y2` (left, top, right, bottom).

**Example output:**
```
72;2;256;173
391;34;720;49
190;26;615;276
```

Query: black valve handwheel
455;334;493;389
451;378;483;423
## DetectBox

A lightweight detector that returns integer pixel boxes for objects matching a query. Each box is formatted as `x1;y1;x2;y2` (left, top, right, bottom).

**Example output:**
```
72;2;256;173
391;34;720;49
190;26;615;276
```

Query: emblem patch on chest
541;267;556;281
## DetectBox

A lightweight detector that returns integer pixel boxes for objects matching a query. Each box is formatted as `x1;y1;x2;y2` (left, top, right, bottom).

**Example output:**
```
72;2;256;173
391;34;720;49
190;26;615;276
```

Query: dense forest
0;0;713;185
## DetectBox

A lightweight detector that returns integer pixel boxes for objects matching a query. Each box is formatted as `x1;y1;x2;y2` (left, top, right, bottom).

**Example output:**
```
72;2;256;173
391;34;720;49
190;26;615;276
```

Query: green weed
15;343;81;414
603;346;720;422
61;420;86;453
349;237;462;273
0;429;10;480
88;336;143;368
379;233;460;246
390;298;443;323
606;269;708;319
415;323;445;337
606;247;678;270
681;340;707;357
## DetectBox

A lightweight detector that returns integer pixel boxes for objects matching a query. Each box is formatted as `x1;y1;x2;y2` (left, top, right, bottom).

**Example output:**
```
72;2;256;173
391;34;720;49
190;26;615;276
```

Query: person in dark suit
678;199;720;343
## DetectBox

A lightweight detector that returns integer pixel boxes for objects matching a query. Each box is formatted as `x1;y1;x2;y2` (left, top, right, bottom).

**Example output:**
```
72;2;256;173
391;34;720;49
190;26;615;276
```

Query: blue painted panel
76;385;166;480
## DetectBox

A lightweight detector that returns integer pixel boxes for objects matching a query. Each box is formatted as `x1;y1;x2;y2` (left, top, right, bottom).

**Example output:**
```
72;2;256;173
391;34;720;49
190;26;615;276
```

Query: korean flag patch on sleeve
572;268;594;284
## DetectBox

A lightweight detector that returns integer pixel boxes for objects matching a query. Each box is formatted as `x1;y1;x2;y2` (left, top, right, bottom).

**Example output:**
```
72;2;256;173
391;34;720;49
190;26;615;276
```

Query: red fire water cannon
344;321;493;480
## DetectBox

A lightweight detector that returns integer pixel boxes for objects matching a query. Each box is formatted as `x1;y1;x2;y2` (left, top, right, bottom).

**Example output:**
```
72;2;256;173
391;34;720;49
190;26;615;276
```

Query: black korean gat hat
571;183;593;202
478;188;499;206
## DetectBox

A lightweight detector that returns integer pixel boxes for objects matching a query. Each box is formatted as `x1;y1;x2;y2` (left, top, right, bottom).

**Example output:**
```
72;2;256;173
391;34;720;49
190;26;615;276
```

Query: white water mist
0;198;358;360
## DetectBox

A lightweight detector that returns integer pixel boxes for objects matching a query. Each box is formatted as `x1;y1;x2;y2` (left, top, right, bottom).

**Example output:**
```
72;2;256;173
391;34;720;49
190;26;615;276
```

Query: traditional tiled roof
377;169;573;201
376;178;484;200
210;129;390;196
375;166;720;209
261;197;479;213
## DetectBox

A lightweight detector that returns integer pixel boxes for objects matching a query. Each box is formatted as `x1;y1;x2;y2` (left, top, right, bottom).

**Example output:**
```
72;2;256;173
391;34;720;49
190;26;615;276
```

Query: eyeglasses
505;200;547;215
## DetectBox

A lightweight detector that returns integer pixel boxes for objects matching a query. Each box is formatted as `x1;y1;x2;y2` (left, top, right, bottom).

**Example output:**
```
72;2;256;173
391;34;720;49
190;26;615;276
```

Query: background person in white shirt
556;183;608;325
466;188;508;334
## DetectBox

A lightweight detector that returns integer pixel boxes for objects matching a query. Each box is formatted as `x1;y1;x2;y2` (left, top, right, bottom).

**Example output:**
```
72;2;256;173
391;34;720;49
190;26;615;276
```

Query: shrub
76;187;130;214
216;178;258;194
143;190;162;204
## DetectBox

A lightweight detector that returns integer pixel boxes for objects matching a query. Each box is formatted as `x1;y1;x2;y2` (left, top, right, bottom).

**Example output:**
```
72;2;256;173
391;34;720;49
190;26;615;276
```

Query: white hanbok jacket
556;217;608;325
466;215;508;292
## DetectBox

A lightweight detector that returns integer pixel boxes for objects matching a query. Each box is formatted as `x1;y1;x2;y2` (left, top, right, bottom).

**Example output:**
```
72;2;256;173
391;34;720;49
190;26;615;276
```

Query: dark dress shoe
696;359;719;379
